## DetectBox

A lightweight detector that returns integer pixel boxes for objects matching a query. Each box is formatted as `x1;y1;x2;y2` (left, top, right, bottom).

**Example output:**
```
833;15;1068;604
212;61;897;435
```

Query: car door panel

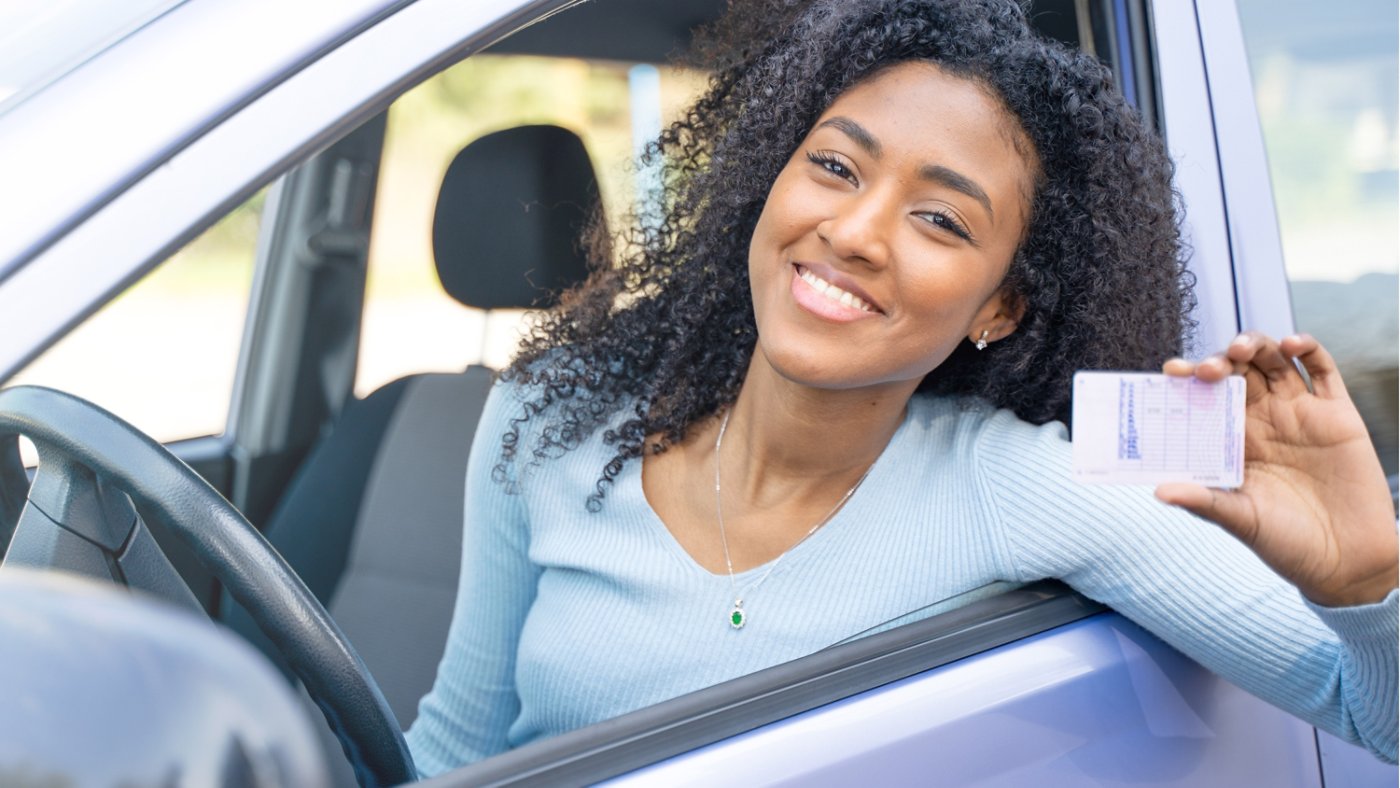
608;615;1322;787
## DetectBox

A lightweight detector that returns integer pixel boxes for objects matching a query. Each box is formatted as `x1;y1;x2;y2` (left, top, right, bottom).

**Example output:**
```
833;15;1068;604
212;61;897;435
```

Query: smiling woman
747;63;1032;392
404;0;1398;778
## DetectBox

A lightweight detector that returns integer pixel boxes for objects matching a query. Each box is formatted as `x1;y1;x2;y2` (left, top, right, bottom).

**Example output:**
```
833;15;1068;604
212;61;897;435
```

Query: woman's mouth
790;264;883;322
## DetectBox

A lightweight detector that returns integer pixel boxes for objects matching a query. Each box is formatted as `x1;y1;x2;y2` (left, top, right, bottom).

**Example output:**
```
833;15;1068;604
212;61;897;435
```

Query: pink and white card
1071;371;1246;488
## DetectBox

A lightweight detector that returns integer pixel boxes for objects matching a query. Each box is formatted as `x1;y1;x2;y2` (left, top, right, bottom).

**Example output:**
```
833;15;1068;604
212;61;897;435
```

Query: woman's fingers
1161;357;1195;377
1161;354;1235;380
1228;332;1299;389
1199;353;1238;381
1282;333;1345;399
1166;332;1340;396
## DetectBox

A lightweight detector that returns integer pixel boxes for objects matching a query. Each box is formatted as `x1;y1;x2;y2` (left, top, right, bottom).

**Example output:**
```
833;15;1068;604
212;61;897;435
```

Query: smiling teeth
800;269;875;312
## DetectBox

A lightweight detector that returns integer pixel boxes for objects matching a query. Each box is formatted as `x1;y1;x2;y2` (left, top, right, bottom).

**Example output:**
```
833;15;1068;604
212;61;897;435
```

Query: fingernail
1230;335;1249;348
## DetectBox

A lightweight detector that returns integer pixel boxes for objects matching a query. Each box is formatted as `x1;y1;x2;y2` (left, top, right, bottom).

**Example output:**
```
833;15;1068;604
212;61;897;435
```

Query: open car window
355;0;1134;778
11;0;1119;777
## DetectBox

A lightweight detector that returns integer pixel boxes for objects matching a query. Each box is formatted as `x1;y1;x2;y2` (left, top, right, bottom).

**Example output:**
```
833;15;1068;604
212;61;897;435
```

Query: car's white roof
0;0;413;277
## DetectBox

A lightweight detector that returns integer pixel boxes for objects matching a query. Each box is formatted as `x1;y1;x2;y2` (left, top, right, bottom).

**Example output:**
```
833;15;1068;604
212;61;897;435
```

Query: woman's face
747;61;1036;393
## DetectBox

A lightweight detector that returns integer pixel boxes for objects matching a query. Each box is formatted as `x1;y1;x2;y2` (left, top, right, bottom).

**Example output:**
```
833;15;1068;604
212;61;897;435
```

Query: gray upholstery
328;370;493;727
323;124;596;725
311;372;493;788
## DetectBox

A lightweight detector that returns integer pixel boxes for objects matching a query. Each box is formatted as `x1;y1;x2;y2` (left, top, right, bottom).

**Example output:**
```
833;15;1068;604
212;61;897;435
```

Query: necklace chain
713;407;875;629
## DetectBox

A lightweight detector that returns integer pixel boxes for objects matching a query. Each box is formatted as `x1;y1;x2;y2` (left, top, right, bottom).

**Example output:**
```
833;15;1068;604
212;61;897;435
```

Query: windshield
0;0;188;116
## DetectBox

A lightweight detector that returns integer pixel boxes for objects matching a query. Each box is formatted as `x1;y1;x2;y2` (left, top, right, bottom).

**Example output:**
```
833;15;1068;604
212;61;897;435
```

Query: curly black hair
498;0;1194;510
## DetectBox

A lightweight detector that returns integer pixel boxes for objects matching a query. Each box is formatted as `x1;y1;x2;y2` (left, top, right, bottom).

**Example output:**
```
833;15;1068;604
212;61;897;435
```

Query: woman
406;0;1398;774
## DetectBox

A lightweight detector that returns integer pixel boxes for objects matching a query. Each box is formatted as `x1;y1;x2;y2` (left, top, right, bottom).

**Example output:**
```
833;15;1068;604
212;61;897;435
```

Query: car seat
221;124;599;732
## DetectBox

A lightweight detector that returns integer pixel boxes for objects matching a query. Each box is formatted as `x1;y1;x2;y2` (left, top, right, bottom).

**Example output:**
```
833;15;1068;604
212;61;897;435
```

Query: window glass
1237;0;1399;478
355;55;705;396
8;190;262;453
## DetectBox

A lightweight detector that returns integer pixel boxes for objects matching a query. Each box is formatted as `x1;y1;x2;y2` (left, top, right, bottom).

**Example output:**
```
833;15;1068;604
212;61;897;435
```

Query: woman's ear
969;289;1025;344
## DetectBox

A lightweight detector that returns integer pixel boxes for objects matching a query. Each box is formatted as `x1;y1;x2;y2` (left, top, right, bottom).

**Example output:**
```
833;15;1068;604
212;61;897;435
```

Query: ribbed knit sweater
405;380;1399;776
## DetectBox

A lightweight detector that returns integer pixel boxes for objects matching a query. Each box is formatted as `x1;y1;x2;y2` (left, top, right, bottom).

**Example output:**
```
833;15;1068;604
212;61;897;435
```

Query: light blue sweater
405;380;1399;776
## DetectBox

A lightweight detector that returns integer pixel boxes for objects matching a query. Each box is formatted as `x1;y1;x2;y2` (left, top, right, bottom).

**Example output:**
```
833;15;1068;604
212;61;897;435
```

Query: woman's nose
816;190;894;269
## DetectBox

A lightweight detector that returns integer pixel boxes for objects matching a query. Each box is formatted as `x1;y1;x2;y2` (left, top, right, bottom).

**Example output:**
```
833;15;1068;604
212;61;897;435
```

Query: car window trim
427;580;1106;787
1084;0;1162;134
1124;0;1163;134
0;0;420;288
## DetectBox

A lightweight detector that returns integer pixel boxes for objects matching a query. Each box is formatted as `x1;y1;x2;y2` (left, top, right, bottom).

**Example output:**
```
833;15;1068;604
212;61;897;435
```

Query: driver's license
1071;371;1245;488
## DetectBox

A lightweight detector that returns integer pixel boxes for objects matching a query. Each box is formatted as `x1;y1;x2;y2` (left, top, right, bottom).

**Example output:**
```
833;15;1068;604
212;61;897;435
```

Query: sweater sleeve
405;381;541;777
974;410;1399;763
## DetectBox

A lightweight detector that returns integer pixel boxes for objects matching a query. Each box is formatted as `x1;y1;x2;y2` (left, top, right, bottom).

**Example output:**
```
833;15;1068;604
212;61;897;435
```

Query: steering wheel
0;386;415;788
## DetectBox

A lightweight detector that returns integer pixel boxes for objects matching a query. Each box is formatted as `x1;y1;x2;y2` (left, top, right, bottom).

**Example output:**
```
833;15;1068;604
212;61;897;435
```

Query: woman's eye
919;210;973;242
805;151;856;184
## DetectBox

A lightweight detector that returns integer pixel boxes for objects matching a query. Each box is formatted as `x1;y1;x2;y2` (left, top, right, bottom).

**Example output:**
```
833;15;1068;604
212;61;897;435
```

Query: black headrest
432;125;599;310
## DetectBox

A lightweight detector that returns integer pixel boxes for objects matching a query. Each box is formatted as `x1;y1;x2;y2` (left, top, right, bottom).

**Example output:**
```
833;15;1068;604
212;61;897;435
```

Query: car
0;0;1395;785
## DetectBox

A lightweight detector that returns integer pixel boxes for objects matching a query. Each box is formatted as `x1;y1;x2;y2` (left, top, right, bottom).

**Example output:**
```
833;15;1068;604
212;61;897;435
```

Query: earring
975;330;989;351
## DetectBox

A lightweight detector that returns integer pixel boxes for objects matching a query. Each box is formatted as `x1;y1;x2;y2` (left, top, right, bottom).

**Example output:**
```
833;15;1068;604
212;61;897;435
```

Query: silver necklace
713;408;875;630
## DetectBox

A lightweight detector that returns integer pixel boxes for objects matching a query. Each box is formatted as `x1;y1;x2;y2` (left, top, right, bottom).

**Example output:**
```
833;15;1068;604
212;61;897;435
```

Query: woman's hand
1155;332;1398;608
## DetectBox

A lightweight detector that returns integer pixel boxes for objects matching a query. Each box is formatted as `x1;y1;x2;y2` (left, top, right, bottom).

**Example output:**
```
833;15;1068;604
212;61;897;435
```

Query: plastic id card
1071;371;1245;488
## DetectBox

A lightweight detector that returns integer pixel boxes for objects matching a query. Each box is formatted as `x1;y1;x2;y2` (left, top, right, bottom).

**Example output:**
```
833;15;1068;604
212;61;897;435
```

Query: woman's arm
975;365;1398;762
405;382;542;777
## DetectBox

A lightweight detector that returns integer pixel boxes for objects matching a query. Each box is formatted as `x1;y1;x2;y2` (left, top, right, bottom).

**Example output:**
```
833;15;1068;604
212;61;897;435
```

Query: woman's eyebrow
918;164;994;221
816;116;881;158
816;116;994;222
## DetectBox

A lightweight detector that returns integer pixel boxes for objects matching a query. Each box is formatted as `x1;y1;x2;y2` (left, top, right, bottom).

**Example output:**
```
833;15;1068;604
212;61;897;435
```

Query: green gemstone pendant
729;600;746;629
